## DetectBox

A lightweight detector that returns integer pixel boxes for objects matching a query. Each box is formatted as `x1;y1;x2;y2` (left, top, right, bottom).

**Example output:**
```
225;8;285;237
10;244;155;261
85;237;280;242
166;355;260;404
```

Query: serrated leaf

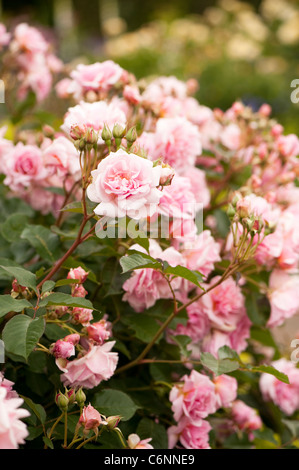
92;389;140;421
120;252;162;273
2;315;45;360
0;295;32;319
42;280;56;293
248;364;289;384
164;264;204;288
200;352;239;375
21;225;60;262
0;265;37;292
1;213;29;242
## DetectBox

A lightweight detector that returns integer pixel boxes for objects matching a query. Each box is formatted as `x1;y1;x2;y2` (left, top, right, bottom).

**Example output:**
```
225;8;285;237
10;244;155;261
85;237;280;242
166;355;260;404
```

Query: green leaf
92;389;140;421
43;437;54;449
248;364;289;384
21;396;46;424
200;352;239;375
0;265;37;292
1;213;29;242
122;314;162;344
169;334;192;356
39;292;93;310
60;201;84;214
0;295;32;319
21;225;60;262
41;280;56;293
136;417;168;449
2;315;45;360
164;264;204;288
282;419;299;438
120;252;162;273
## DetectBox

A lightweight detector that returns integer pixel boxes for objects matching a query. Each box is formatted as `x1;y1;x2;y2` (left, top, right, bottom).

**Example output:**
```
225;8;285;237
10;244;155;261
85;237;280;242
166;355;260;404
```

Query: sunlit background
0;0;298;133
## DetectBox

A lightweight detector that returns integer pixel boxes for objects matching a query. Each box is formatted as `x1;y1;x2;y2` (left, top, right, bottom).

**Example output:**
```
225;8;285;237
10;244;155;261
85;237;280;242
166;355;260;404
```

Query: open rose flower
169;370;217;424
87;149;163;219
127;433;153;449
61;341;118;389
0;387;30;449
168;418;211;450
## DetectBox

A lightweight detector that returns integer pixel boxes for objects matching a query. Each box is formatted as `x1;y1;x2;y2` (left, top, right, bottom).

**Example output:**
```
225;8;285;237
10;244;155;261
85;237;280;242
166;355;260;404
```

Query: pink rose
79;404;105;430
61;341;118;389
13;23;48;53
231;400;262;434
0;23;11;48
42;136;81;180
61;101;127;143
70;61;124;97
3;143;46;191
127;433;154;449
67;267;89;284
169;370;217;424
122;239;183;312
267;269;299;328
213;374;238;408
168;418;211;449
180;230;221;279
123;85;141;105
259;359;299;415
220;123;241;150
50;339;76;359
87;149;162;219
0;387;30;449
86;319;111;344
72;307;93;324
140;117;202;173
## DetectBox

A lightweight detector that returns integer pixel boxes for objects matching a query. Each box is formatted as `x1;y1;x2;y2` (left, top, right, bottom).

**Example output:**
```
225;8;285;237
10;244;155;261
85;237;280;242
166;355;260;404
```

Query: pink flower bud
55;391;69;411
50;339;75;359
67;267;89;284
79;404;104;430
127;433;153;449
123;85;141;105
106;415;121;429
72;307;93;325
69;124;87;141
259;103;271;117
159;165;175;186
63;334;80;346
86;320;111;345
72;284;88;298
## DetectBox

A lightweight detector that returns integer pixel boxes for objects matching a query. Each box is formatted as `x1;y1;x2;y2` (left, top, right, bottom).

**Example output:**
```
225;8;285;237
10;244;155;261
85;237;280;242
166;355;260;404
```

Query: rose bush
0;21;299;451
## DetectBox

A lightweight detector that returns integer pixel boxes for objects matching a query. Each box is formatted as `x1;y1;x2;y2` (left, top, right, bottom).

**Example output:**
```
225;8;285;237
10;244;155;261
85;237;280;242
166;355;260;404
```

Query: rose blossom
61;341;118;389
67;267;89;284
87;149;163;219
180;230;221;279
169;370;217;424
72;307;93;324
0;23;10;48
259;359;299;415
0;387;30;449
138;117;202;173
61;100;127;143
50;339;76;359
213;374;238;408
267;269;299;328
70;61;124;97
231;400;262;435
79;404;105;430
127;433;154;449
168;418;211;449
86;319;111;344
122;239;183;312
3;143;47;192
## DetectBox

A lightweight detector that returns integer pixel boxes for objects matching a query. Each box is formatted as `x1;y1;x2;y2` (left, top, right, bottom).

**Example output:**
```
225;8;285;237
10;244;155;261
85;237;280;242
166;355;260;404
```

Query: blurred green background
1;0;299;133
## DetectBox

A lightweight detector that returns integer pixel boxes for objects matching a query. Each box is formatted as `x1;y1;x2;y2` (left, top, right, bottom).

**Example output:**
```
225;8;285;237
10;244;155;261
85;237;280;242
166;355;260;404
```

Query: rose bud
79;404;106;431
86;319;111;345
67;267;89;284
